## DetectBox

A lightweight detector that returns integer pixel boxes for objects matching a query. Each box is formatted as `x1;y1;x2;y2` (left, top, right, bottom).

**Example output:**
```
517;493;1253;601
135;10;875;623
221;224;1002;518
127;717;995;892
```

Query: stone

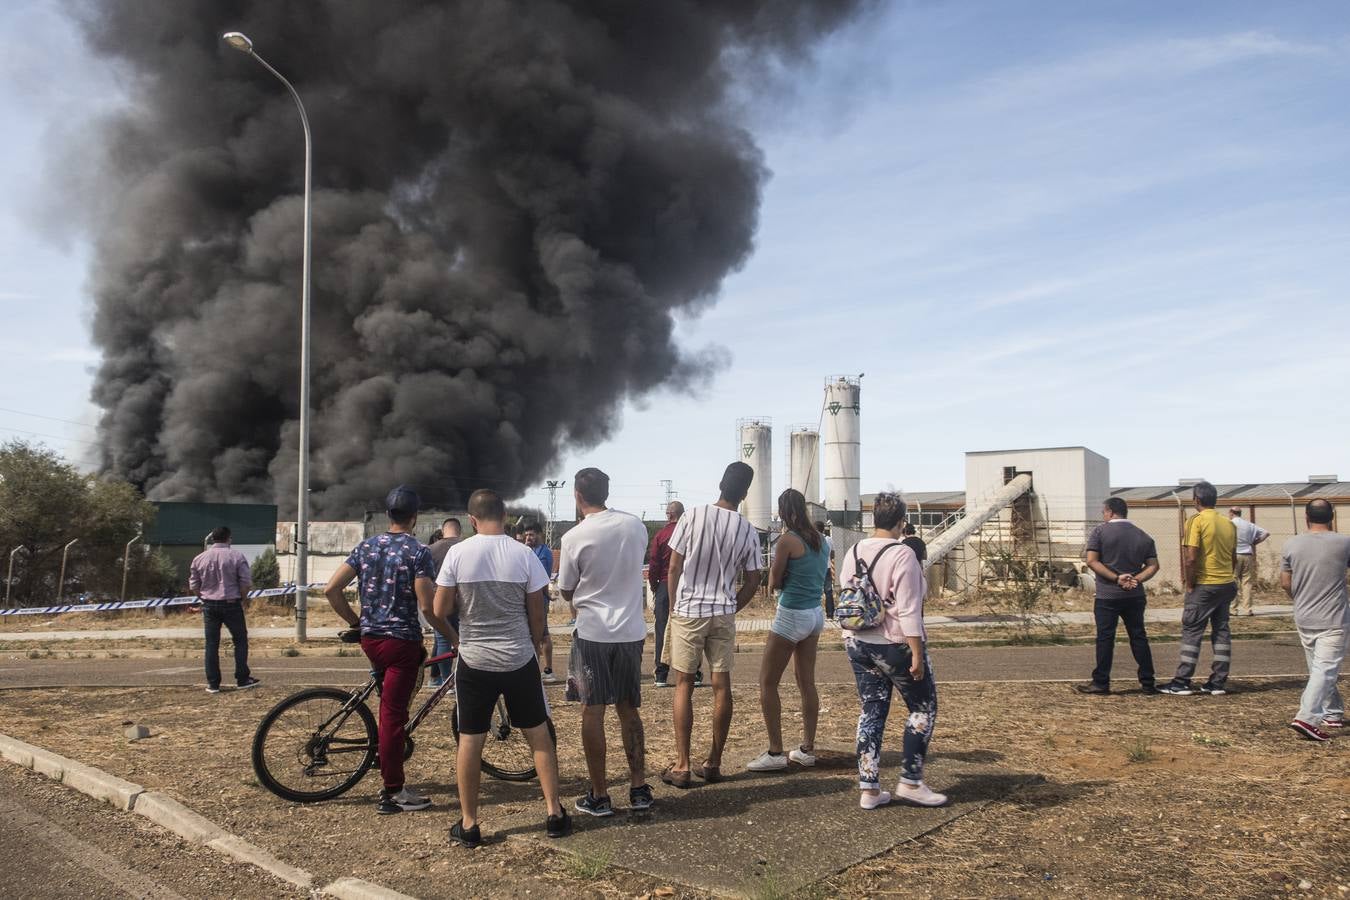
124;724;151;741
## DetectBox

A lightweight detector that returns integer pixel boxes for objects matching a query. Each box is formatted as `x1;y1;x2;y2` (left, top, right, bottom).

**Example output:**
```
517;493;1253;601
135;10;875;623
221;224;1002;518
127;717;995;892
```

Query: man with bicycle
324;485;452;815
434;489;571;847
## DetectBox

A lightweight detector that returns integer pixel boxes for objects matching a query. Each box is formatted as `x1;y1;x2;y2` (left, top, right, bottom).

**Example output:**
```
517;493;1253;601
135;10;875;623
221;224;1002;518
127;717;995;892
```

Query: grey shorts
568;634;644;707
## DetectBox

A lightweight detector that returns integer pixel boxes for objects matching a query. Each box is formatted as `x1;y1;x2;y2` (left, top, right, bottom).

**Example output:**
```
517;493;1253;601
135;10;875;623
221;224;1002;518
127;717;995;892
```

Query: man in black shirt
901;523;927;563
1076;498;1160;695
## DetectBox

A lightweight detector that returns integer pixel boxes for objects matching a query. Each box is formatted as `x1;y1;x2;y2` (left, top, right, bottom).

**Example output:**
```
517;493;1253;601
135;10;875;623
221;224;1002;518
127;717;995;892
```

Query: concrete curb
322;877;418;900
133;791;226;843
207;834;315;890
0;731;419;899
61;760;144;811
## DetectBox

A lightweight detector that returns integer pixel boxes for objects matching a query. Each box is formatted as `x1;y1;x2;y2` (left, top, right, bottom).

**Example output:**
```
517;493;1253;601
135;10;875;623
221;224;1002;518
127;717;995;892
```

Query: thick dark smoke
70;0;867;517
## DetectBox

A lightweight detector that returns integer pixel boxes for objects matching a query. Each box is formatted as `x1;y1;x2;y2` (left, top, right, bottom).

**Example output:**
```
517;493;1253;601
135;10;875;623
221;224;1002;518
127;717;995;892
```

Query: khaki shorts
669;614;736;675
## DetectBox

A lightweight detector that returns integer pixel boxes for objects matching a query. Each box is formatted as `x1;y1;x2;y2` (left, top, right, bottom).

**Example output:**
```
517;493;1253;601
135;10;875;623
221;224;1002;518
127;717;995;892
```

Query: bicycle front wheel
450;700;554;783
252;687;377;802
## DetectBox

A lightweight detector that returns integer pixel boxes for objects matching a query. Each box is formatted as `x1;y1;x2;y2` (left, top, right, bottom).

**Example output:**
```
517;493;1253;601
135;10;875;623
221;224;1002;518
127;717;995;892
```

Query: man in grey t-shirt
432;490;570;845
1281;499;1350;741
1076;498;1160;695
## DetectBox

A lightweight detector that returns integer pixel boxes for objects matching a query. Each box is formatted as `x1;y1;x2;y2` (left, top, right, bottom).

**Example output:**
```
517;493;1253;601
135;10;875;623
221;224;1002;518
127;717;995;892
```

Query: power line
0;406;99;431
0;425;102;448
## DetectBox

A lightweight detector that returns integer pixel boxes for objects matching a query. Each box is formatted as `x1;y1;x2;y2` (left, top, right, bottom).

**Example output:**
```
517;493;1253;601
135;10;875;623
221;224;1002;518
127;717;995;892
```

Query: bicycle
251;631;556;802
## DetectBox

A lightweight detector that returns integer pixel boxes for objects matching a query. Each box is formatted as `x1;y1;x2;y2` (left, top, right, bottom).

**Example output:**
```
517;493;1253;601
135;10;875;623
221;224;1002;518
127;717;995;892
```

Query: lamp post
120;529;143;602
5;546;24;608
223;30;313;641
56;538;78;605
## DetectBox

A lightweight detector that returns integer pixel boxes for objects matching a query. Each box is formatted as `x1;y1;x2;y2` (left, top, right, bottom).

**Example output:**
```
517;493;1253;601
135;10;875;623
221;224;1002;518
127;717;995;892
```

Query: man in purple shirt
189;526;260;694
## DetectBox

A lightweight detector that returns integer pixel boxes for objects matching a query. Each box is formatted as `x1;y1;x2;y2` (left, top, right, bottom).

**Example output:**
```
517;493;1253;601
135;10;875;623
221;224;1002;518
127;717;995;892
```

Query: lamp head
222;31;254;54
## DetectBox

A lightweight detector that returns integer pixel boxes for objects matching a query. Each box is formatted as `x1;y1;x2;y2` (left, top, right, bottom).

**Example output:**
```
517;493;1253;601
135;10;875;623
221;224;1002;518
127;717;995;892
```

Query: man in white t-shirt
661;461;763;789
1228;507;1270;616
433;489;571;846
558;468;653;817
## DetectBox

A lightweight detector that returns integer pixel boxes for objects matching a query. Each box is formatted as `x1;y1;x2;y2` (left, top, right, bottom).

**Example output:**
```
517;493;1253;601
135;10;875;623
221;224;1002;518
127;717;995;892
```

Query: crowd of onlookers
186;467;1346;845
1074;481;1347;744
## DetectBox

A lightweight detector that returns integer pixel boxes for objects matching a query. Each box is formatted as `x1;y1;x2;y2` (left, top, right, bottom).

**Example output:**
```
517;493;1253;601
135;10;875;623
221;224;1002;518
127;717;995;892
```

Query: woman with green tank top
746;489;829;772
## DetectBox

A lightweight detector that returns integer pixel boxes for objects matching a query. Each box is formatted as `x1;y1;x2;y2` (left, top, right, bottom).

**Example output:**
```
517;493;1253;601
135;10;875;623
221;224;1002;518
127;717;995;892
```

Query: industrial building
858;447;1349;594
147;501;276;585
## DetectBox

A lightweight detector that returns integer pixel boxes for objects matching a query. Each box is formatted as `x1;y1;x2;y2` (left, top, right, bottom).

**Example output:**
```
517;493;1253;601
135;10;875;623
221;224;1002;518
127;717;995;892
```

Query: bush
251;548;280;589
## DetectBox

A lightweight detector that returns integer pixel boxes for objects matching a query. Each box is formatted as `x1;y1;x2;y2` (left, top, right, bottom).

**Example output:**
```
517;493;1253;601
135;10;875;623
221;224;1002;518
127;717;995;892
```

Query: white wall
965;447;1109;523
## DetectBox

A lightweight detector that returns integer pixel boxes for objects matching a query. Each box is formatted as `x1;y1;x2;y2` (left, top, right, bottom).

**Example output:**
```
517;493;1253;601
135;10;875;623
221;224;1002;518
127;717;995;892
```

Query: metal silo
823;376;861;525
736;417;773;530
788;425;821;506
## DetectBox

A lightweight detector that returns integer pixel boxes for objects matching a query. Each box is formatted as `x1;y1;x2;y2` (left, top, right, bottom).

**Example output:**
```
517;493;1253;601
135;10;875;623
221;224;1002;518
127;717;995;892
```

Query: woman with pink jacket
839;492;947;810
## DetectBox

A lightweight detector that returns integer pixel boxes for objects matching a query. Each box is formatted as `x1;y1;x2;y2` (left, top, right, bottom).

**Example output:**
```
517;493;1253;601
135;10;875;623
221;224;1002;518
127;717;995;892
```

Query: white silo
822;375;861;524
788;425;821;506
736;417;773;530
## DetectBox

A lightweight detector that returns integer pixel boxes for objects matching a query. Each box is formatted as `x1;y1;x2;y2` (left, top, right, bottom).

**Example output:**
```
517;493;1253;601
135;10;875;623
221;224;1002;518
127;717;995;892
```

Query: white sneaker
746;750;789;772
541;668;562;684
788;747;816;767
894;782;948;807
860;790;891;810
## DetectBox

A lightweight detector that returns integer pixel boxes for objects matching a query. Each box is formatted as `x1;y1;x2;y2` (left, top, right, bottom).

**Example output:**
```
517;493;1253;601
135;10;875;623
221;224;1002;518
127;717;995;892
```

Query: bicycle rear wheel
252;687;377;802
450;700;555;783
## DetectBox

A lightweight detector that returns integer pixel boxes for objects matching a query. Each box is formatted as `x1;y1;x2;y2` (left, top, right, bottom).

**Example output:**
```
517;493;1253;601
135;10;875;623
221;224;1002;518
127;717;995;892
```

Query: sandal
661;766;693;789
692;761;723;783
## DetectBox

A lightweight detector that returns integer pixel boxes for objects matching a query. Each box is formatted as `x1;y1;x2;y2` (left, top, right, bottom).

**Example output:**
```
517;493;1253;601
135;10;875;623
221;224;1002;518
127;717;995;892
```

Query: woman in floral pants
839;493;948;809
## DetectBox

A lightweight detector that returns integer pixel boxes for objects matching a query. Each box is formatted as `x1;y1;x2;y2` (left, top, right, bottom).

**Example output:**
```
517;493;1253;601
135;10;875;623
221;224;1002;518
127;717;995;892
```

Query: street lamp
223;30;314;641
120;529;143;602
56;538;78;604
5;546;25;608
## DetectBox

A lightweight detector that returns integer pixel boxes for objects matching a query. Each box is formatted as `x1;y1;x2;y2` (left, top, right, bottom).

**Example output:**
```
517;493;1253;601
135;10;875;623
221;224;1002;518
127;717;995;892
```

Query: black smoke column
69;0;868;516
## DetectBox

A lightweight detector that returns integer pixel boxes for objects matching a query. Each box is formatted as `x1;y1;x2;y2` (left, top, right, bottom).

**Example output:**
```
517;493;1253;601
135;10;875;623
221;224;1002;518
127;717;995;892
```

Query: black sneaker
449;819;482;848
237;677;262;690
377;788;432;815
1139;684;1161;695
629;784;654;811
1073;682;1110;695
1198;683;1227;696
574;791;614;817
546;808;573;838
1157;682;1194;696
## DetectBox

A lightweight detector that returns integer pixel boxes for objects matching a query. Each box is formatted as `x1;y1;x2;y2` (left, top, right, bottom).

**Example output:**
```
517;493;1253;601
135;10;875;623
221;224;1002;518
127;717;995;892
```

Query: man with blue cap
324;485;456;814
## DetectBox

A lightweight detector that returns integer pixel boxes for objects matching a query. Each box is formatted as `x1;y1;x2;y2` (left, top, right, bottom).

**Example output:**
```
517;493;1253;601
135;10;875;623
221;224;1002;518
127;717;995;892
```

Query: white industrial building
861;446;1350;594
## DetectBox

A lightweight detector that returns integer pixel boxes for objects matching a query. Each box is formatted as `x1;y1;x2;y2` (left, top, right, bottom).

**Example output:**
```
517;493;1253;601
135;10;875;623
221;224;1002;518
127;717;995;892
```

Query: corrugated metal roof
862;481;1350;510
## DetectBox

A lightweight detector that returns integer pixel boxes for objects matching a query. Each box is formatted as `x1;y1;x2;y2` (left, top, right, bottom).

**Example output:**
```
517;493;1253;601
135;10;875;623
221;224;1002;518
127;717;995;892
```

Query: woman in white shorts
746;489;830;772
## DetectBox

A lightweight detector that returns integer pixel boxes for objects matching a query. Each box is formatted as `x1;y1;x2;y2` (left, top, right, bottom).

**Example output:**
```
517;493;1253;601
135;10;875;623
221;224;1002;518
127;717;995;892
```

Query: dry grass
1;672;1345;898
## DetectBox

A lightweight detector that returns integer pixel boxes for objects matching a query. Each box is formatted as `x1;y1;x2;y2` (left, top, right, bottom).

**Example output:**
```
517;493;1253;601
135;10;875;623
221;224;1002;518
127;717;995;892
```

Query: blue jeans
430;614;459;684
846;638;937;789
202;600;251;689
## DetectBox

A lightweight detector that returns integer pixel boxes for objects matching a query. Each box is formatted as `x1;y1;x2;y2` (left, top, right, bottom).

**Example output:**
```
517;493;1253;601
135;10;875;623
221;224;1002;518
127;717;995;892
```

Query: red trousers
360;636;424;791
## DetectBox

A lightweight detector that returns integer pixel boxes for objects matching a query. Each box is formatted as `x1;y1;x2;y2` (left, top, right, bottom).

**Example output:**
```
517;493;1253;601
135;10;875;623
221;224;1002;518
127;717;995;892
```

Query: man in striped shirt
661;461;763;789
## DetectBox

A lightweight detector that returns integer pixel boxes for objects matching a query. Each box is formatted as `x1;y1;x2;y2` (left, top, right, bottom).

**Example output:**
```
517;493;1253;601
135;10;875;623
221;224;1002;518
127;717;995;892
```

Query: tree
0;441;159;605
251;547;280;589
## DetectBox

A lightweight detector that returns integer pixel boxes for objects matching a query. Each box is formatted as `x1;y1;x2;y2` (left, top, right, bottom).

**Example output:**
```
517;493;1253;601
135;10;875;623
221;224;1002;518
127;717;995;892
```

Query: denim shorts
771;604;825;643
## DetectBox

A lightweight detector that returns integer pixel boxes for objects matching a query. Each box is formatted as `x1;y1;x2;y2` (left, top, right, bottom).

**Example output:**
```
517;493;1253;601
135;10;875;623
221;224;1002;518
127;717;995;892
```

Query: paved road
0;636;1312;690
0;763;302;898
0;604;1297;642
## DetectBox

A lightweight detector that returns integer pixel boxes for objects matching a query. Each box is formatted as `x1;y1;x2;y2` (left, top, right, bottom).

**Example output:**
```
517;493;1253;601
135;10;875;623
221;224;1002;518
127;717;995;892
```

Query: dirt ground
2;672;1345;898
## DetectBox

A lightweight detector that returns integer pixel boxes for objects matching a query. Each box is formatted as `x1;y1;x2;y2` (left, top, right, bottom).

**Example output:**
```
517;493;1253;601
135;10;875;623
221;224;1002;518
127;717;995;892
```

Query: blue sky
2;1;1348;520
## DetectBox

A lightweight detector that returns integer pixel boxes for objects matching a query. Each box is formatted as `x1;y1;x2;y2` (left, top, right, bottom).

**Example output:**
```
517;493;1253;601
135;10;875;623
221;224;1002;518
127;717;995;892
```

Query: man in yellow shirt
1159;481;1238;696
